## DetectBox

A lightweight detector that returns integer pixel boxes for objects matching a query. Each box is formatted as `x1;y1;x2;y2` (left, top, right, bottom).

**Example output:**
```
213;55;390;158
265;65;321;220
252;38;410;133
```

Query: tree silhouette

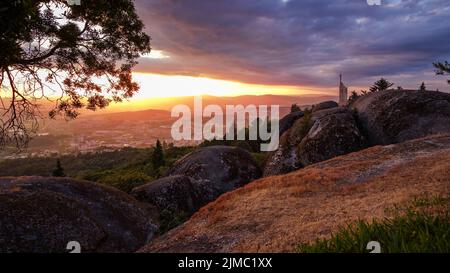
348;91;360;104
0;1;151;148
433;61;450;84
419;82;426;91
369;78;395;92
290;104;301;113
52;159;66;177
151;139;165;170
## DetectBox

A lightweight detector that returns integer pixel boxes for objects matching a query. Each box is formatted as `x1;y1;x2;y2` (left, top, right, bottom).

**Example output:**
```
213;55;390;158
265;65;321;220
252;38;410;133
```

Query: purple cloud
134;0;450;92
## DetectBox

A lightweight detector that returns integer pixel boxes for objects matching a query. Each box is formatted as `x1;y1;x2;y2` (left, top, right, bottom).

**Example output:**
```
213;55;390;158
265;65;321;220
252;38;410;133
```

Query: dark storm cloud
134;0;450;90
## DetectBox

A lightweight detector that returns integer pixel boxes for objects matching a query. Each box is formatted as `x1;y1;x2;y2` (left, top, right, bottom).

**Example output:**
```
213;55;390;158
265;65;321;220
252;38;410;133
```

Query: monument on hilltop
339;74;348;106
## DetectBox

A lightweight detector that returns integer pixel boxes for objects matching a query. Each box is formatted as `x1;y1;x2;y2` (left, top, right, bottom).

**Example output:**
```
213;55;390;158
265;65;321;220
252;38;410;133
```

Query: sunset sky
125;0;450;99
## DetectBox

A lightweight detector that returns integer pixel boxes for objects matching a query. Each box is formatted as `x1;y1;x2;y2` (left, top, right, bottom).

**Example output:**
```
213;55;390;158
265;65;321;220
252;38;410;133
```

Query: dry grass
140;135;450;253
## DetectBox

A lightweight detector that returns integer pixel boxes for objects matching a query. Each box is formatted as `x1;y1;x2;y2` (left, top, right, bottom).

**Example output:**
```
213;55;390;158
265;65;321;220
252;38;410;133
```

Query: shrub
158;209;189;234
81;169;153;193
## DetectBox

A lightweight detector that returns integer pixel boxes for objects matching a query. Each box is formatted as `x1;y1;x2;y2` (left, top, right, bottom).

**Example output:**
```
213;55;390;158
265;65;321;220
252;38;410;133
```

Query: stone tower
339;74;348;106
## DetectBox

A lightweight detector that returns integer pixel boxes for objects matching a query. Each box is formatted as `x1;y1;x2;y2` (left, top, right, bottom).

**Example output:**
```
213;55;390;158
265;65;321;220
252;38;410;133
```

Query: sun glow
94;72;336;112
130;72;320;99
94;72;335;112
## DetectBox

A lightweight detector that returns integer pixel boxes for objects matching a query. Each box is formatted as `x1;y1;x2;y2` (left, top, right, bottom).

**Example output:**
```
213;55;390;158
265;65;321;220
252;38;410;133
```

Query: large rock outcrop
312;100;338;112
131;175;203;216
297;108;367;165
132;146;262;229
140;134;450;253
353;90;450;145
0;177;158;253
165;146;262;199
265;90;450;176
279;111;304;136
264;108;367;175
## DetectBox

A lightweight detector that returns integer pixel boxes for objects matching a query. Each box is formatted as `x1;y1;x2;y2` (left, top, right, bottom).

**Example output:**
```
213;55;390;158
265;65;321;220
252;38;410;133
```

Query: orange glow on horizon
94;72;337;112
1;71;336;113
130;72;330;99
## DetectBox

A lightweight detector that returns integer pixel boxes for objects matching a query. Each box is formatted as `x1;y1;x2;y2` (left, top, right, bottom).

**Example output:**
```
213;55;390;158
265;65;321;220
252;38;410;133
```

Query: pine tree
348;91;360;104
433;61;450;84
151;139;165;170
369;78;395;92
0;1;150;149
52;159;66;177
419;82;426;91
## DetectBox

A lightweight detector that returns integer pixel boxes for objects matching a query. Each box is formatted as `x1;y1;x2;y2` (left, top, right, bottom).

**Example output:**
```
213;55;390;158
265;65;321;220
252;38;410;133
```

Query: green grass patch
296;197;450;253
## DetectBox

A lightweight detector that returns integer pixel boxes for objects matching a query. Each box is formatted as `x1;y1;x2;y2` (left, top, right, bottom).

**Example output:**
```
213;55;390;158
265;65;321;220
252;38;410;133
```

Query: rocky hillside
264;90;450;176
132;146;261;231
0;146;261;253
140;134;450;253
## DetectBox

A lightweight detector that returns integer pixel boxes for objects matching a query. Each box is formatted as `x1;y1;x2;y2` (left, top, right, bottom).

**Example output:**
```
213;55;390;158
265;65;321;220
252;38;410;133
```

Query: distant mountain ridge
71;94;338;121
94;94;336;114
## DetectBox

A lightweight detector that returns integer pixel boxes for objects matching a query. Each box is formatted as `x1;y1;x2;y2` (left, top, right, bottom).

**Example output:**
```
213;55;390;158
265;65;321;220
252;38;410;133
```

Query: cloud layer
134;0;450;91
